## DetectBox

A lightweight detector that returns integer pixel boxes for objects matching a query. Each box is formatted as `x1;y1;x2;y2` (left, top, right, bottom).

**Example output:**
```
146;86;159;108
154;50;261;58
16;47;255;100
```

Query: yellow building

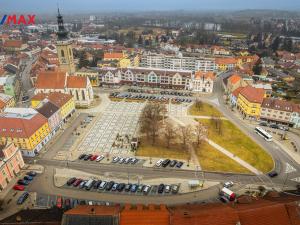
118;58;131;68
237;86;265;120
31;92;75;122
75;68;99;86
0;108;50;157
215;58;238;71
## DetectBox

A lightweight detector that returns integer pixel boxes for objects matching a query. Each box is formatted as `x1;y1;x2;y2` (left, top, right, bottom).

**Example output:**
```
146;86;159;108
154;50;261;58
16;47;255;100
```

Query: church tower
56;8;75;74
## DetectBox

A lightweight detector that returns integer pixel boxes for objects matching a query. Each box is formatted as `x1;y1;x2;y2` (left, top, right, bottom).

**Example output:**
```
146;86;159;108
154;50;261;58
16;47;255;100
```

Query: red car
73;178;82;187
56;196;63;208
90;155;98;161
13;185;25;191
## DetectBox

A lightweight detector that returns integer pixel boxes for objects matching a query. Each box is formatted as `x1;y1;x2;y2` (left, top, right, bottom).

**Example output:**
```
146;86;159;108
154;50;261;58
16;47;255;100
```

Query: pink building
0;142;25;191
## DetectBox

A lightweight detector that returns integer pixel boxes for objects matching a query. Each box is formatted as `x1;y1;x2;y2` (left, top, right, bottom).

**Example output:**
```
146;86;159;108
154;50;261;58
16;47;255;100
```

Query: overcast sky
2;0;300;13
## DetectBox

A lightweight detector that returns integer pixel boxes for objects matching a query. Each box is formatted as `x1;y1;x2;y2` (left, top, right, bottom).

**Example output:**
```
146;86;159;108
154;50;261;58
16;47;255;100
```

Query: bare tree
210;114;223;135
195;122;207;146
140;103;166;145
164;121;176;148
195;98;203;111
179;125;193;150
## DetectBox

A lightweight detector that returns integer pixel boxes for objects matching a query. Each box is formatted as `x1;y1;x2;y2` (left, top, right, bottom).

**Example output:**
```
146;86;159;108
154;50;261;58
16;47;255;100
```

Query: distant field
188;102;223;117
197;119;274;173
195;141;251;174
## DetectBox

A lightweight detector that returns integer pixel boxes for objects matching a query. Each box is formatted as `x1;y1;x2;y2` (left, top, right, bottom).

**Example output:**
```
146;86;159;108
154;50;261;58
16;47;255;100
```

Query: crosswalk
285;163;297;174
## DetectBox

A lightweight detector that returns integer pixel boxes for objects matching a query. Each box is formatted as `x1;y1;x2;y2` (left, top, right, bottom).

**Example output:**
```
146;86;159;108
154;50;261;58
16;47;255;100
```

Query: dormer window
10;128;14;132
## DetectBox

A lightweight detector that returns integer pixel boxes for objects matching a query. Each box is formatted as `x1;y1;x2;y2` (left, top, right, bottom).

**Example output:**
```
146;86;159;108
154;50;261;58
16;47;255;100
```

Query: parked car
117;183;126;192
111;183;118;191
130;184;138;193
17;179;29;186
73;179;82;187
162;159;171;167
124;183;132;192
171;185;179;194
105;181;114;191
90;155;98;161
137;185;144;193
169;160;177;167
84;154;92;161
17;192;29;205
219;196;229;203
164;185;171;193
259;122;268;127
176;161;184;168
158;184;165;194
56;196;63;208
119;158;125;164
78;154;86;160
26;171;37;177
98;181;107;190
269;124;280;129
93;180;102;189
13;185;25;191
155;159;164;167
112;156;120;163
268;171;278;178
143;185;151;195
151;185;158;194
96;155;105;162
224;181;234;188
131;158;139;164
24;175;33;181
79;181;87;189
67;177;77;186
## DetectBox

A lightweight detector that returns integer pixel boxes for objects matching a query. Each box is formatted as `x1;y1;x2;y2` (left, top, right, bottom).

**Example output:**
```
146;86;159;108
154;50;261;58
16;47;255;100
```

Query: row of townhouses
99;67;215;93
0;92;76;157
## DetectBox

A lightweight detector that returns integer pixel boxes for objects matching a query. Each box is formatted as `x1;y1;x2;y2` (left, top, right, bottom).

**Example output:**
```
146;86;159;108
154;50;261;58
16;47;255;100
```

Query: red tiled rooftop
36;70;66;89
67;76;87;88
239;86;265;104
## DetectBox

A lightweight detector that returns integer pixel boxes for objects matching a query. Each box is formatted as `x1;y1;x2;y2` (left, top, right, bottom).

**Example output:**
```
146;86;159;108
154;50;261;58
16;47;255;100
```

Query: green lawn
197;119;274;173
188;103;223;117
136;137;189;160
196;141;251;174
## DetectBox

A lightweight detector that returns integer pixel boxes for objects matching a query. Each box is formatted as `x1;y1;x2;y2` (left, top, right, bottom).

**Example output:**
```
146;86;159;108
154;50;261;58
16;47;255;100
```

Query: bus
255;127;273;141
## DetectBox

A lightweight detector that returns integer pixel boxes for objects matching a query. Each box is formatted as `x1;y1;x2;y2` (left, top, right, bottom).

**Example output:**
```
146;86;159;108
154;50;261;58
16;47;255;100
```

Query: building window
61;49;65;58
82;90;86;101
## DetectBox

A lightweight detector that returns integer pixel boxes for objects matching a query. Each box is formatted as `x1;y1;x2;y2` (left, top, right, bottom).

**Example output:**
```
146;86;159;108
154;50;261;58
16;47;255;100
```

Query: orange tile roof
195;71;215;80
232;87;244;97
104;52;123;60
3;40;23;48
31;92;73;108
121;204;169;225
216;57;238;65
228;74;242;84
35;70;66;89
239;86;265;104
238;203;292;225
67;76;87;88
0;100;5;110
0;113;48;138
64;205;119;216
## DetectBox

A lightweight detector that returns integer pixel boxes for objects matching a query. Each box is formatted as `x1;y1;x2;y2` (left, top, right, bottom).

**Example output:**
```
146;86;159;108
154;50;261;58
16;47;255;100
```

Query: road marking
291;177;300;183
285;163;297;174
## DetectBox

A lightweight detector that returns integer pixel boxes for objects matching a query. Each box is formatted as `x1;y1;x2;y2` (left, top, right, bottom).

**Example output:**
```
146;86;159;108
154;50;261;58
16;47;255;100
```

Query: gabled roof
104;52;123;59
0;113;48;138
32;92;73;108
195;71;215;80
228;74;241;85
232;87;244;98
239;86;265;104
262;98;294;112
67;76;87;88
36;70;66;89
215;57;238;65
36;101;59;118
3;39;23;48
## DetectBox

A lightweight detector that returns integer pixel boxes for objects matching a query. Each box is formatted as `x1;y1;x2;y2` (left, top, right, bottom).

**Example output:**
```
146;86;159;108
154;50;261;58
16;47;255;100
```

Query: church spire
57;7;68;40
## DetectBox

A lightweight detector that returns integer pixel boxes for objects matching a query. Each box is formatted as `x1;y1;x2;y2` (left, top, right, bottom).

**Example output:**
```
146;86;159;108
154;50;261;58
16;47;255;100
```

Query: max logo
0;15;35;25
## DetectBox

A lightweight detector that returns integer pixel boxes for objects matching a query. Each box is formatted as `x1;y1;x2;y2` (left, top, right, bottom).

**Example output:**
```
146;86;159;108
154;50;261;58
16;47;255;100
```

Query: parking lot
77;101;145;156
